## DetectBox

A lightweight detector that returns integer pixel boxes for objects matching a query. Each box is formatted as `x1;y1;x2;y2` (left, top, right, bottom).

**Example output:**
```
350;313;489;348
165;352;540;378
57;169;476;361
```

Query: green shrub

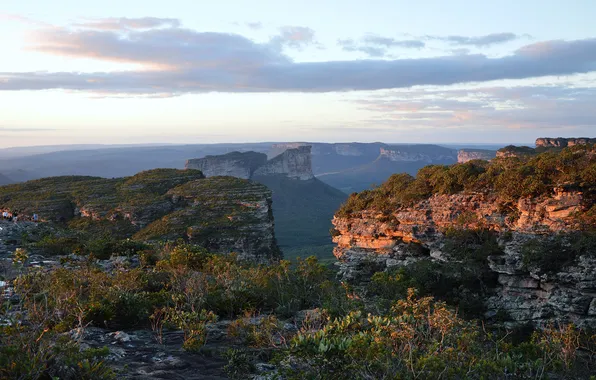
337;144;595;217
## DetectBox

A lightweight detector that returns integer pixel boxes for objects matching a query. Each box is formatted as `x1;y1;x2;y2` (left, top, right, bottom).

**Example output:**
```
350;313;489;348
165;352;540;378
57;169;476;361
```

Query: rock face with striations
191;146;315;181
380;147;457;163
253;146;314;180
536;137;596;148
332;146;595;328
457;149;497;163
185;151;268;180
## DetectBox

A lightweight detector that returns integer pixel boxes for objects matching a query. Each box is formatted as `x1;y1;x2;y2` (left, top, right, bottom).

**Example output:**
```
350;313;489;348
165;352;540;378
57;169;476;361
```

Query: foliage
162;307;217;351
286;289;594;379
0;324;115;380
521;232;596;273
337;144;595;217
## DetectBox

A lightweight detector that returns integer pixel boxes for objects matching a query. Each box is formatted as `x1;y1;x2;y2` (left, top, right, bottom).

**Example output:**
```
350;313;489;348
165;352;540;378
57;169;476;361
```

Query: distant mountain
0;143;273;182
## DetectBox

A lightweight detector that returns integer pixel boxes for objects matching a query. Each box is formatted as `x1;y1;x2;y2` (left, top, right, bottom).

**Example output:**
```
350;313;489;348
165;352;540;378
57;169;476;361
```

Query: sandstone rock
536;137;596;148
185;151;268;179
457;149;497;163
379;147;456;163
254;146;314;180
332;188;596;327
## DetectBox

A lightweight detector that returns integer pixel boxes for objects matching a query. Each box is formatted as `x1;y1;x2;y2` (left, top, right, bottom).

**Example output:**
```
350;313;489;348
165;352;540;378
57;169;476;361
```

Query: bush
337;144;595;217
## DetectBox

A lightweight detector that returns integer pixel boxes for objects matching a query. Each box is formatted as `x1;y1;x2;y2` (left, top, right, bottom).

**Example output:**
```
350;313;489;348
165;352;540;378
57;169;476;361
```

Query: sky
0;0;595;148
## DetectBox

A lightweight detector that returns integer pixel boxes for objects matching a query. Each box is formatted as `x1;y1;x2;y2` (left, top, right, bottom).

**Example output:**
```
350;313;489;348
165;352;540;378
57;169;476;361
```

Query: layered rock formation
0;169;280;262
333;190;595;327
185;151;267;179
332;146;595;327
189;146;315;181
536;137;596;148
380;147;457;163
253;146;314;180
457;149;497;163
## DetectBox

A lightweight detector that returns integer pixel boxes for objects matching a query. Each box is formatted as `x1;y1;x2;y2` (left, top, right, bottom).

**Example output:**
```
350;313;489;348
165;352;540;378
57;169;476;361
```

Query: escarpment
332;144;596;327
457;149;497;163
253;146;314;180
0;169;280;262
536;137;596;148
185;151;268;179
188;146;314;181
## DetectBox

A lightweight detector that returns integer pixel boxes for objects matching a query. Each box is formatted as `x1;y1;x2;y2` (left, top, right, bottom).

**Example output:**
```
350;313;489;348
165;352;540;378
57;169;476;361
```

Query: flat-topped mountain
332;143;595;326
185;151;268;179
0;169;280;262
457;149;497;163
253;146;314;180
187;147;314;181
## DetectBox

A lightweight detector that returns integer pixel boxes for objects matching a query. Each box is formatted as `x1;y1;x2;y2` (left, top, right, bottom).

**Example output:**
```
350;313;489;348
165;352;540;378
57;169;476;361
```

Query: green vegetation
286;290;595;379
2;241;596;378
521;232;596;273
2;170;281;258
337;144;595;217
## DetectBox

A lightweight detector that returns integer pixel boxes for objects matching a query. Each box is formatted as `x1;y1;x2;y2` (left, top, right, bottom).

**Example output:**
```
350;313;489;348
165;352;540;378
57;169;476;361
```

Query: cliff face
253;146;314;180
190;146;315;181
0;170;280;262
536;137;596;148
332;190;595;327
332;145;595;327
457;149;497;163
380;147;457;163
185;151;268;179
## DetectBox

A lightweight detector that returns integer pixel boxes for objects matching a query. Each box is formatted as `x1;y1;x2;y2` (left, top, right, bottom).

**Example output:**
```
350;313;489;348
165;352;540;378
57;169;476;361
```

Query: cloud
362;35;425;49
271;26;317;49
246;22;263;30
339;35;424;57
1;19;596;95
427;32;522;47
72;17;180;30
353;85;596;131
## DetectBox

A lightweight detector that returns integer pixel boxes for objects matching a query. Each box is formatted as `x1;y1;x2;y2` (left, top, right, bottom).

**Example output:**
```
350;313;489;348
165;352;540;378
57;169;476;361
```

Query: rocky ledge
332;188;595;328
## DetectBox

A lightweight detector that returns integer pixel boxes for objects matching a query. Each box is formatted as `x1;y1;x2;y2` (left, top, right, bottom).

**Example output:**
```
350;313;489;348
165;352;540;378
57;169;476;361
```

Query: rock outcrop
332;145;596;327
185;151;267;179
190;146;315;181
536;137;596;148
379;147;457;163
332;189;595;328
253;146;314;180
457;149;497;163
0;169;280;262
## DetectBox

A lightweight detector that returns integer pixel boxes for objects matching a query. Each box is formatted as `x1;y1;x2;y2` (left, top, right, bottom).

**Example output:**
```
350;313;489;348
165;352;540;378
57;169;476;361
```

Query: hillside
0;169;280;261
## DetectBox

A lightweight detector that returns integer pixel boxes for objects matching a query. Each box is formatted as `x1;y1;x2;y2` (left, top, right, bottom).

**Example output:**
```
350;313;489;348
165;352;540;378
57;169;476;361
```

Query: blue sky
1;0;595;147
